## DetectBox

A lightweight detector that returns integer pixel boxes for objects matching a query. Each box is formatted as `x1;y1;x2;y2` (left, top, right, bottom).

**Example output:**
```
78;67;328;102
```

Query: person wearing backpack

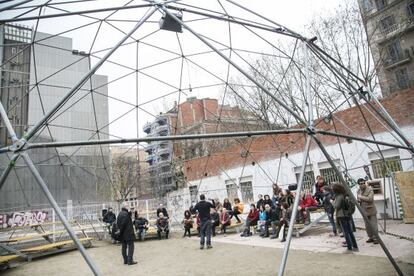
117;203;137;265
357;178;379;244
332;183;358;253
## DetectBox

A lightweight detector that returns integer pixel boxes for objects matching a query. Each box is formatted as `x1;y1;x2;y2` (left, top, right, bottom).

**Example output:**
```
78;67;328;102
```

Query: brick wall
184;88;414;181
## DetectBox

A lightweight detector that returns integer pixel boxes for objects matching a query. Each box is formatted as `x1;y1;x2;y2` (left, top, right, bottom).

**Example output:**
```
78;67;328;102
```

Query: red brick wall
184;89;414;181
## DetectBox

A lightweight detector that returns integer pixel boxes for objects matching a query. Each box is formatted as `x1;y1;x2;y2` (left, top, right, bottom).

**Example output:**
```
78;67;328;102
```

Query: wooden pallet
0;255;19;264
21;238;92;253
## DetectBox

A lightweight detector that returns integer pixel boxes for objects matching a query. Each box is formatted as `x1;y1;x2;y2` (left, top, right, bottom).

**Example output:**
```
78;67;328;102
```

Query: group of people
103;203;172;265
109;175;380;265
183;176;379;255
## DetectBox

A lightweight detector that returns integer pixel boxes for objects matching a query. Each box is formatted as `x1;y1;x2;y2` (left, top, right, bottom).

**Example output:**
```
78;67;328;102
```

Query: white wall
167;125;414;219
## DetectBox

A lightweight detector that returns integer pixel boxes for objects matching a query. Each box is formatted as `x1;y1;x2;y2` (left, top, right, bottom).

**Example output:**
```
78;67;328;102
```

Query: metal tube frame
0;2;409;276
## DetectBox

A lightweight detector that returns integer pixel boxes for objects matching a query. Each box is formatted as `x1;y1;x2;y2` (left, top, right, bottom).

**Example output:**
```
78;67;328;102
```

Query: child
182;210;193;238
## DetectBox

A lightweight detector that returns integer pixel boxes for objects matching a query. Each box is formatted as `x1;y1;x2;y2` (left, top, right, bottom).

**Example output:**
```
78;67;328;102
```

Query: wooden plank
395;171;414;224
21;238;92;253
0;230;67;243
0;255;19;264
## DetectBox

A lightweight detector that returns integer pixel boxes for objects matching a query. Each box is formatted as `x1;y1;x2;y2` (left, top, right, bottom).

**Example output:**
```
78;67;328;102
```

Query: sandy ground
3;231;414;276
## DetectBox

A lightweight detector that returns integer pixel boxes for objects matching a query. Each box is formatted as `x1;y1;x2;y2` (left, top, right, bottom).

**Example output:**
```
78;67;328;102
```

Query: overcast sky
1;0;343;140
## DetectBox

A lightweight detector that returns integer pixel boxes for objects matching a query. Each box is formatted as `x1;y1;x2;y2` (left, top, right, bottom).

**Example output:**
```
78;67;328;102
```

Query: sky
0;0;344;140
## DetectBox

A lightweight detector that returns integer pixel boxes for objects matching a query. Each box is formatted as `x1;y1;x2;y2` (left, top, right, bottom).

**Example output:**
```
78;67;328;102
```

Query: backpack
343;196;356;216
111;222;121;241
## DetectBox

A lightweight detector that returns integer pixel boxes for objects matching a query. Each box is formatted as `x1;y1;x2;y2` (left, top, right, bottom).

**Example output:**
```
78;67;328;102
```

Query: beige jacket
357;185;377;216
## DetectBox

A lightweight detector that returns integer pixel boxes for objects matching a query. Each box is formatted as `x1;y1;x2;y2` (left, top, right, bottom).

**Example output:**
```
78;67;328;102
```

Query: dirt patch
3;234;414;276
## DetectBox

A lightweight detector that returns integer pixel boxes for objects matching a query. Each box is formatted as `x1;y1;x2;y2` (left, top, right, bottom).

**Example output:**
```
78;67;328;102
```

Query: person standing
256;194;264;209
193;194;215;249
332;184;358;253
117;203;137;265
357;178;379;244
322;186;337;236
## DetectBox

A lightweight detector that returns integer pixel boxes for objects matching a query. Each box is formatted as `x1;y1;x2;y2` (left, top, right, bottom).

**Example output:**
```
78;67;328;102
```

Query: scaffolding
0;1;413;275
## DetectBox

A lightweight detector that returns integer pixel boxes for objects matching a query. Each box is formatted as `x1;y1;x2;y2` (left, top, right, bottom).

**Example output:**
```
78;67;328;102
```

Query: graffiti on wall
0;210;48;229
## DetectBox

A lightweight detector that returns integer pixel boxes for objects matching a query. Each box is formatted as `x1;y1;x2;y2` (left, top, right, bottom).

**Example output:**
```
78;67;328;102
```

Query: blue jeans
327;212;337;235
339;216;358;250
200;219;212;246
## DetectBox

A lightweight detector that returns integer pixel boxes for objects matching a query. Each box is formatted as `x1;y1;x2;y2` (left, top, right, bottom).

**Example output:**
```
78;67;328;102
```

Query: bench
21;237;92;253
0;255;19;264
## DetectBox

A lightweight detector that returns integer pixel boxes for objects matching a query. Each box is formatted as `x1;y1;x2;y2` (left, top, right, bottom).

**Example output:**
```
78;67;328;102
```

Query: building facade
143;97;266;197
0;25;111;209
166;89;414;221
359;0;414;96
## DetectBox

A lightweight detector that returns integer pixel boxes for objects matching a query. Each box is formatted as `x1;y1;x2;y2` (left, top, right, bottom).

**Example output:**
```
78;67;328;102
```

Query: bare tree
111;155;140;202
226;0;379;127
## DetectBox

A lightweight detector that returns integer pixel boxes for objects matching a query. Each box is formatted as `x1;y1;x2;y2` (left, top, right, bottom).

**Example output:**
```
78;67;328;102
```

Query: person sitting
261;204;279;238
223;198;232;216
211;208;220;237
263;194;274;209
214;198;223;212
157;204;169;218
241;204;259;237
299;191;318;224
313;175;326;205
275;203;292;242
220;208;231;234
134;215;148;241
232;198;244;223
156;213;169;239
103;207;116;230
257;205;267;234
182;210;193;238
279;189;294;207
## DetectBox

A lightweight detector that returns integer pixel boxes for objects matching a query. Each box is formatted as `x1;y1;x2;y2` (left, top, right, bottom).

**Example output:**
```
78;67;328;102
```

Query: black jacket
223;202;232;211
256;199;264;209
103;212;116;224
134;217;148;229
211;212;219;226
266;208;279;222
194;200;215;221
322;191;335;214
117;208;135;242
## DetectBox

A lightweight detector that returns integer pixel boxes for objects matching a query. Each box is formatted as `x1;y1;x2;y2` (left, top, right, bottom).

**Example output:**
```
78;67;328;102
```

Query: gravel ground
3;232;414;276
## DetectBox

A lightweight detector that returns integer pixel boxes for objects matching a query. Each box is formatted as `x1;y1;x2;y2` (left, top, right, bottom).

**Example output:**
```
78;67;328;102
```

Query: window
362;0;373;12
189;185;198;203
380;15;395;33
240;180;253;203
295;170;315;192
408;2;414;18
371;156;402;178
367;180;383;195
225;179;238;201
395;68;409;89
320;167;341;185
375;0;387;11
387;40;403;62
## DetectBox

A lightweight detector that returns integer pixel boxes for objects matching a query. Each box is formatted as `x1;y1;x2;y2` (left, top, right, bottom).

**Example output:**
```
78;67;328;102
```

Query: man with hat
357;178;378;244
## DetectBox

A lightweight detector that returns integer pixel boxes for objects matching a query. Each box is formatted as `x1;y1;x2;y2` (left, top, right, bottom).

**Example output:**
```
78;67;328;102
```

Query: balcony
155;115;168;125
155;125;169;135
383;49;411;70
157;147;172;157
144;144;153;154
145;154;156;165
143;122;152;134
377;19;414;44
157;159;171;168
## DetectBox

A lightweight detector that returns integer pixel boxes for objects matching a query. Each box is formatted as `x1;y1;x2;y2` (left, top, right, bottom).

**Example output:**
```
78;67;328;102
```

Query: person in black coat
322;186;337;236
256;194;264;209
134;216;149;241
117;203;137;265
193;194;215;249
210;208;220;237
